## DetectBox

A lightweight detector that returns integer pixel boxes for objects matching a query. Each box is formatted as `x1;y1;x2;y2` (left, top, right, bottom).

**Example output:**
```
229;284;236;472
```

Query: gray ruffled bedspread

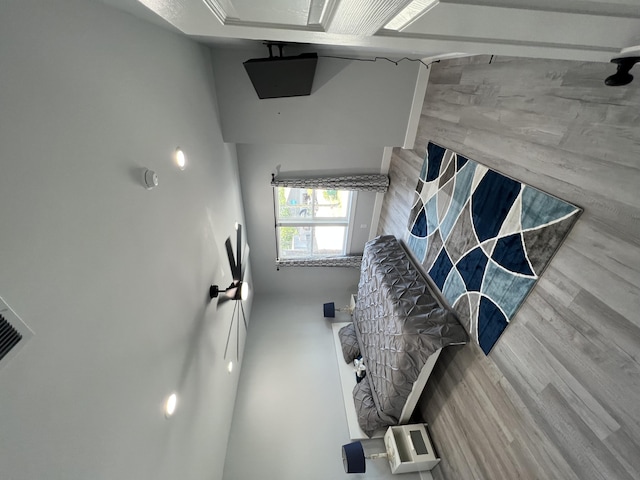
352;235;468;436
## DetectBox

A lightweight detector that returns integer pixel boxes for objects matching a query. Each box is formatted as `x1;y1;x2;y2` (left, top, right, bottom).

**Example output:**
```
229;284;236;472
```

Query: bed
334;235;468;439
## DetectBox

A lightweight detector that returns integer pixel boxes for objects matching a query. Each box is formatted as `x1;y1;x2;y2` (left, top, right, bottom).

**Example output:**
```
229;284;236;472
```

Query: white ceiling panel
327;0;412;35
100;0;640;62
230;0;311;26
402;3;639;49
384;0;438;31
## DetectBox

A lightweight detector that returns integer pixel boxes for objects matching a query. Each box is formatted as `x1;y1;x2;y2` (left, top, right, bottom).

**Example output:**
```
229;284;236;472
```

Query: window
275;187;355;259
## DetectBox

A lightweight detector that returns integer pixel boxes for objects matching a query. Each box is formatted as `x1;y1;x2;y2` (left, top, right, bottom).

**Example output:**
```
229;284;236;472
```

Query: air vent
0;297;33;371
0;314;22;361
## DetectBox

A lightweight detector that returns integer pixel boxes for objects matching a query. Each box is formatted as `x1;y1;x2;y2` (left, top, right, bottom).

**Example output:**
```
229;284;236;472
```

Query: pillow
338;323;360;363
352;377;397;437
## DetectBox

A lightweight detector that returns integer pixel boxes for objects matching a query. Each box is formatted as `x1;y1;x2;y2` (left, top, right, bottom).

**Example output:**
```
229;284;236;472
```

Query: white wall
223;292;421;480
210;45;421;147
0;1;247;479
236;143;388;295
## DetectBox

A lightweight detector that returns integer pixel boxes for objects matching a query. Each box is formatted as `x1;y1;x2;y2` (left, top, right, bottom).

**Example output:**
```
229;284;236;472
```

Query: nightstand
384;424;441;474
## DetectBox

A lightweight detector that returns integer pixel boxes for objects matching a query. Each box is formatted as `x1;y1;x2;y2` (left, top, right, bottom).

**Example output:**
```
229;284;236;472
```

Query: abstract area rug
407;142;581;355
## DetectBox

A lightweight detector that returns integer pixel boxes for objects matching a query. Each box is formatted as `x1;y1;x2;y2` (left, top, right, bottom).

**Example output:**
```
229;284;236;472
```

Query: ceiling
102;0;640;62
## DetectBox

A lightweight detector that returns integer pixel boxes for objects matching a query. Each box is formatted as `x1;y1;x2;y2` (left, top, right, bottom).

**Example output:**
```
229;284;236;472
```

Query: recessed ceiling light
175;148;186;170
227;361;233;373
164;392;177;417
240;282;250;301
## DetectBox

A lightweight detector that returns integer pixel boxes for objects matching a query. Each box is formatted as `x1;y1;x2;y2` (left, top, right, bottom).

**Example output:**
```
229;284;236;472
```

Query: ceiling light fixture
605;57;640;86
605;45;640;86
209;223;250;362
174;148;187;170
240;282;250;301
164;392;178;417
227;361;233;373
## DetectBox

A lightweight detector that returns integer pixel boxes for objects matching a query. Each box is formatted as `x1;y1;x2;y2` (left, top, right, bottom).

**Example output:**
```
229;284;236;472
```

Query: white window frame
274;187;358;259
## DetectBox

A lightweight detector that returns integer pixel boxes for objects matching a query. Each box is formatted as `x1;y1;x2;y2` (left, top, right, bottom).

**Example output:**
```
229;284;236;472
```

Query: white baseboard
369;147;393;240
403;64;430;149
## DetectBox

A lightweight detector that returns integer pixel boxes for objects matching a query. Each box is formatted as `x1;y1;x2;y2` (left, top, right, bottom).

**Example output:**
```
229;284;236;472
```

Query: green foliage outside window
277;187;296;248
323;189;339;204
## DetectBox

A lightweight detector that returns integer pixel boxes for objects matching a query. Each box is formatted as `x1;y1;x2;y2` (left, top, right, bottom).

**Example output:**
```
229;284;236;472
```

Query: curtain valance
275;256;362;269
271;174;389;193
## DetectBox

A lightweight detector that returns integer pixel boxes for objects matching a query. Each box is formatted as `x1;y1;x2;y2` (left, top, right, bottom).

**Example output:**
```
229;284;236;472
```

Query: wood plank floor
377;55;640;480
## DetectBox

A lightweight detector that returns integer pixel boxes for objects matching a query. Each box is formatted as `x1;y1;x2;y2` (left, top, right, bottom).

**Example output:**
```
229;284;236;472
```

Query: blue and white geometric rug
407;142;581;355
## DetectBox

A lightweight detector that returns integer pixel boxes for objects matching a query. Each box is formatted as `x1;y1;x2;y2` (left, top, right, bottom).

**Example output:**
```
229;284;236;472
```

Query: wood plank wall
377;55;640;480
